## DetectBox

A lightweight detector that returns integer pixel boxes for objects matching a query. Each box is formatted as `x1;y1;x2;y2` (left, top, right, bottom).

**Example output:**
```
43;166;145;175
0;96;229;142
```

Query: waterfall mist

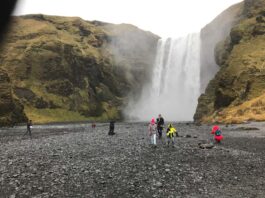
125;33;201;121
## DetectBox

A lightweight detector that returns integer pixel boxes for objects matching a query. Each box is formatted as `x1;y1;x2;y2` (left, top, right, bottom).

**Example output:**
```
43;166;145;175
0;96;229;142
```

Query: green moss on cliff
0;69;27;126
195;0;265;124
0;14;159;125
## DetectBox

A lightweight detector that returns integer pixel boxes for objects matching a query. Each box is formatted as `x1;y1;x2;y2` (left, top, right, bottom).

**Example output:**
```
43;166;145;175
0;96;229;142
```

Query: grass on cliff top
24;102;120;124
24;106;89;124
204;92;265;124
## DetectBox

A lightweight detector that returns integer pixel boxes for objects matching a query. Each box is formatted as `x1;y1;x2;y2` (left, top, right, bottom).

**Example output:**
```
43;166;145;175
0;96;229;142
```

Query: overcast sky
13;0;243;38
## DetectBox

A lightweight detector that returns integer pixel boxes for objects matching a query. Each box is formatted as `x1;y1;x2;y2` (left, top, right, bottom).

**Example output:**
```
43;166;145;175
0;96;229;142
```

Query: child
148;118;157;147
166;124;177;146
211;125;223;143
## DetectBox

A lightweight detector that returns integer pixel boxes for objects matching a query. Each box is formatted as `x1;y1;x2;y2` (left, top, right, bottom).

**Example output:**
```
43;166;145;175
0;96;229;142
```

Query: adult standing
24;119;32;139
156;114;164;139
108;121;115;135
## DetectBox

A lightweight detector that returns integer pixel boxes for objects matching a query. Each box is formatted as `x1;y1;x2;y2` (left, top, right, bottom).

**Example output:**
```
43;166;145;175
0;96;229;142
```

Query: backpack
215;130;221;136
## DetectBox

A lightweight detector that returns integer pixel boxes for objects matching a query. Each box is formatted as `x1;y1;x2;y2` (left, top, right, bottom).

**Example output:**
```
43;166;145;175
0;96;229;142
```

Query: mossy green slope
0;68;27;126
0;15;159;125
195;0;265;124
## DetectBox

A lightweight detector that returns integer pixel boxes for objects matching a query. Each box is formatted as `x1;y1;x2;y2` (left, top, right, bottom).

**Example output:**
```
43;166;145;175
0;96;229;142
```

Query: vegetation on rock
200;2;243;92
0;68;27;126
0;14;159;125
195;0;265;124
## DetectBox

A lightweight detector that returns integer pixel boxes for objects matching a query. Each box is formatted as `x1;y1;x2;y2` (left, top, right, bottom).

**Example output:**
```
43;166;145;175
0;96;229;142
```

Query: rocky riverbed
0;122;265;198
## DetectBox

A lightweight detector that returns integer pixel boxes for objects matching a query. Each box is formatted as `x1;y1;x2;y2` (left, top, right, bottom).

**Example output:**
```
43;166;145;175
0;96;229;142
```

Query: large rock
200;2;243;92
195;0;265;124
0;69;27;126
0;14;159;125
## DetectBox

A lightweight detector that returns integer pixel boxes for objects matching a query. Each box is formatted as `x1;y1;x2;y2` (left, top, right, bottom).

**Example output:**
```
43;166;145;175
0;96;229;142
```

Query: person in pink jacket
148;118;157;147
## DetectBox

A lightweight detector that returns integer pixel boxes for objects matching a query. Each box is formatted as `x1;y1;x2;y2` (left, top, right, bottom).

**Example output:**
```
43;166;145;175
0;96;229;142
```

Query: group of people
24;117;223;145
148;114;178;147
148;114;224;148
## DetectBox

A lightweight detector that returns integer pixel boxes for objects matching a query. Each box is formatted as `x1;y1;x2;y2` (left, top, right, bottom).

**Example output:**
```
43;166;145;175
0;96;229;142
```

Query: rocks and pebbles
0;122;264;197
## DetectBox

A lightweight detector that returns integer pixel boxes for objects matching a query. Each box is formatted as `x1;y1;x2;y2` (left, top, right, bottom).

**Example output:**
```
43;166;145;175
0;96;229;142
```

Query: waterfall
126;33;201;121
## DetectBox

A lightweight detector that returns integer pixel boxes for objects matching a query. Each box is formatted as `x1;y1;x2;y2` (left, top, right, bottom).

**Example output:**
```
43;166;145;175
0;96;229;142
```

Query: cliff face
200;2;243;92
0;68;27;126
0;15;159;125
195;0;265;124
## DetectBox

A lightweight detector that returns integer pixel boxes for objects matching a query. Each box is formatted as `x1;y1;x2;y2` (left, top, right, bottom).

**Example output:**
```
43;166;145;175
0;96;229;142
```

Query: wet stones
153;181;163;188
198;143;214;149
234;127;259;131
0;122;265;197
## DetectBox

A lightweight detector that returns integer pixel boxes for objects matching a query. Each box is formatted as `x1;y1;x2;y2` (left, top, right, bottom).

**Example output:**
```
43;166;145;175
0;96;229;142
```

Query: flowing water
126;33;201;121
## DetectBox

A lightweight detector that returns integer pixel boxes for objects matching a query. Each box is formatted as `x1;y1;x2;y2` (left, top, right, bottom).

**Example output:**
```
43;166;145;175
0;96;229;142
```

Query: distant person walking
23;119;32;139
108;121;115;135
148;118;157;147
156;114;164;139
91;122;96;129
166;124;177;147
211;125;223;144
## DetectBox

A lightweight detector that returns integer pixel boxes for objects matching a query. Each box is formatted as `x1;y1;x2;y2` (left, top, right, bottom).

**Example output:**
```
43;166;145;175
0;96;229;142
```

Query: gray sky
13;0;243;38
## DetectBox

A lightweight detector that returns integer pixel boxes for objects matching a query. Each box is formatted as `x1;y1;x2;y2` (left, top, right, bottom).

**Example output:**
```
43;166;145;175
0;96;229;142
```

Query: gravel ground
0;122;265;198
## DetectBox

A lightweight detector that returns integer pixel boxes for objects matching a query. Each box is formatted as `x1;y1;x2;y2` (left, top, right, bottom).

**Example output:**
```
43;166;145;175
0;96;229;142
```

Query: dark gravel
0;122;265;198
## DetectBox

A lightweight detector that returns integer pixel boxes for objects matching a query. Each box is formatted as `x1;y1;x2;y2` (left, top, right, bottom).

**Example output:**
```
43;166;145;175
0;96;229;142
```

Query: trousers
151;133;156;145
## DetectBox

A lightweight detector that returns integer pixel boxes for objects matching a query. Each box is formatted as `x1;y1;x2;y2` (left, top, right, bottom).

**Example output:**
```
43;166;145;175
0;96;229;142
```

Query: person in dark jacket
156;114;164;139
23;120;32;138
108;121;115;135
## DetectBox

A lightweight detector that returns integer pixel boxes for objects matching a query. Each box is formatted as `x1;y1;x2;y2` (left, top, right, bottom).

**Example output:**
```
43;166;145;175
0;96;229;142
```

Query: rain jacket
211;125;223;141
166;124;177;138
148;123;157;136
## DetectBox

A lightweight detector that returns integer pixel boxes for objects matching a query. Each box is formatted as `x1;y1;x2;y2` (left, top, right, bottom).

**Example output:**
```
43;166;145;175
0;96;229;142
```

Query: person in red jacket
211;125;223;143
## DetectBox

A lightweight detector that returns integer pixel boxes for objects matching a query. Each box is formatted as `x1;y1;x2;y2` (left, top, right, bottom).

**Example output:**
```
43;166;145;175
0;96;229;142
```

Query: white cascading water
126;33;201;121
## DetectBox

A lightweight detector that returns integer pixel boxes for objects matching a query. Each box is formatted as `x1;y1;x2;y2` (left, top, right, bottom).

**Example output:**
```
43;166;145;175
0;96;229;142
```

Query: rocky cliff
200;2;243;92
0;68;27;126
195;0;265;124
0;14;159;125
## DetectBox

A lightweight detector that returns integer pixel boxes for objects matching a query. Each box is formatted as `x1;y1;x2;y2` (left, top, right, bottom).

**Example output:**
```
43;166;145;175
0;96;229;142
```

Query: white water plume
126;33;201;121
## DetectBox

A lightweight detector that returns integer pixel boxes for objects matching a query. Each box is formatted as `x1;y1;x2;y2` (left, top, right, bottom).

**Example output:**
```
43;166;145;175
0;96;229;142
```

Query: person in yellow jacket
166;124;177;146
